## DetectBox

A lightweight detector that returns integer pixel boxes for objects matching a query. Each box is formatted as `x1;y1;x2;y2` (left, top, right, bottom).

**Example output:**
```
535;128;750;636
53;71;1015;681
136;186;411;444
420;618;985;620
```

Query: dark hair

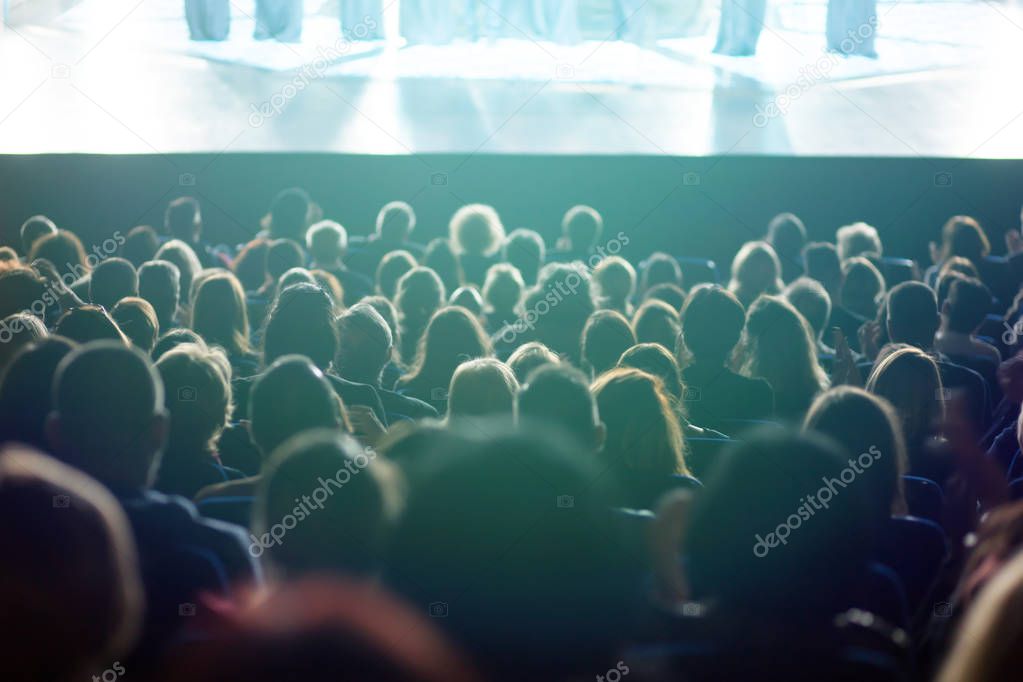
266;239;306;282
0;267;46;319
90;257;138;310
640;252;682;293
507;341;559;384
111;297;160;353
233;238;270;291
336;303;393;385
192;271;251;356
561;205;603;251
29;230;89;279
19;215;57;255
165;196;202;242
517;364;599;450
632;299;680;352
945;276;992;334
153;328;204;361
803;387;909;531
376;250;417;300
423;238;462;295
250;356;343;456
0;336;77;449
376;201;416;242
523;262;595;364
386;426;638;676
50;342;165;487
263;284;338;369
618;342;684;405
138;260;181;331
685;430;873;615
267;188;313;242
54;306;129;345
802;241;841;292
120;225;160;267
643;282;686;311
503;228;545;286
255;430;397;578
582;310;636;377
766;212;807;260
680;284;745;364
886;281;938;349
939;215;990;265
400;307;491;394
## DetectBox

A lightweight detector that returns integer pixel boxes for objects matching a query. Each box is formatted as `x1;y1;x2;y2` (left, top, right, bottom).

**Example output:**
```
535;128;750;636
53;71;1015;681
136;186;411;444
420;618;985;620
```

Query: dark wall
2;153;1020;272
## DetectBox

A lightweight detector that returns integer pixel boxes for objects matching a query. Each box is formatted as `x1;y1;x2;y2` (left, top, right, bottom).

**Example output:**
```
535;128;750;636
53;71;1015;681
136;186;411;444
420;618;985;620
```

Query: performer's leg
255;0;304;42
185;0;230;41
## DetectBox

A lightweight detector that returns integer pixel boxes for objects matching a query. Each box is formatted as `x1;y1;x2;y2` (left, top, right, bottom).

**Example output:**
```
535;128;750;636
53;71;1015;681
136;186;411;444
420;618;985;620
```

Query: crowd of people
2;188;1023;681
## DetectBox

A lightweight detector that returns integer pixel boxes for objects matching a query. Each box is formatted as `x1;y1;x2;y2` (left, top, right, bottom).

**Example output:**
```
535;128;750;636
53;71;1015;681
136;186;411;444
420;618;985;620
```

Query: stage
2;0;1023;157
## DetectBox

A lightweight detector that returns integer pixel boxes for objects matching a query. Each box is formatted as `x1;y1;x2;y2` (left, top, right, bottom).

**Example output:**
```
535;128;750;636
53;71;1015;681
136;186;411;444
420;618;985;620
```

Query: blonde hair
447;358;519;420
450;204;505;256
836;221;882;262
728;241;783;307
591;367;689;476
156;342;233;454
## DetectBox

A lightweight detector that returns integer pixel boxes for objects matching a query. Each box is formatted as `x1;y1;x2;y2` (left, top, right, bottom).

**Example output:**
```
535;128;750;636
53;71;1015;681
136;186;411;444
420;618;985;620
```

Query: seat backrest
196;495;255;528
901;475;943;524
879;257;920;287
672;256;720;286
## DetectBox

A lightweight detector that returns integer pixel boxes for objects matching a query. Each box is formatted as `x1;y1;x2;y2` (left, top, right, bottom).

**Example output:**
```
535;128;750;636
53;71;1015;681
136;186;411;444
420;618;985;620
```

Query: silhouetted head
517;363;603;453
0;446;143;680
886;281;939;349
582;310;635;377
250;355;345;457
165;196;202;244
48;342;169;489
111;296;160;353
19;214;57;256
263;283;338;370
376;201;416;243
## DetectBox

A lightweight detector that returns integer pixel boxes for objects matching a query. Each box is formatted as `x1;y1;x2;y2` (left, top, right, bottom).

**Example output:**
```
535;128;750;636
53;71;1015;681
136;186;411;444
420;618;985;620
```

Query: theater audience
7;192;1023;681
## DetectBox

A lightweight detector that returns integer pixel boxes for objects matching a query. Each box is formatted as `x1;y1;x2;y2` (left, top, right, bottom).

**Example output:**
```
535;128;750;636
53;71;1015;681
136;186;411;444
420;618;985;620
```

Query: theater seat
196;495;255;528
876;516;948;618
902;475;943;524
671;256;720;285
879;257;920;287
685;436;733;479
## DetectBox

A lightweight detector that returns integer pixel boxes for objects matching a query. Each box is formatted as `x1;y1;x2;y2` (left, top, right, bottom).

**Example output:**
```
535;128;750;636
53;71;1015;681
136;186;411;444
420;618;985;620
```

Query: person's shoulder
380;388;439;419
194;476;260;504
